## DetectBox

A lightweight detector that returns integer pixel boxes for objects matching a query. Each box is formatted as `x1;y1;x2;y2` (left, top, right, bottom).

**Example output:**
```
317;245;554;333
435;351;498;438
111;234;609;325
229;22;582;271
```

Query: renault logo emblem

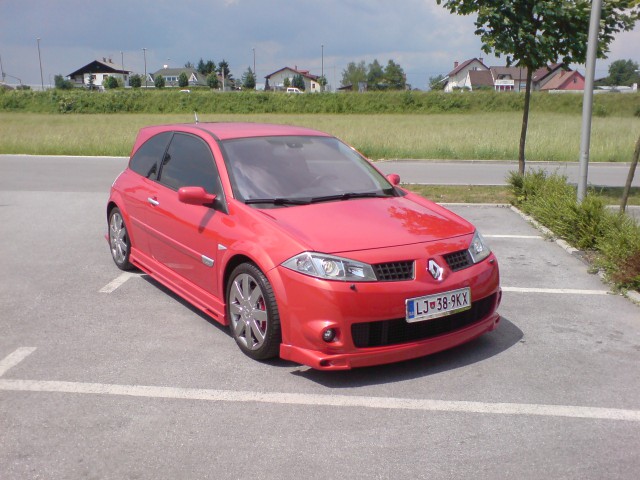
428;259;444;281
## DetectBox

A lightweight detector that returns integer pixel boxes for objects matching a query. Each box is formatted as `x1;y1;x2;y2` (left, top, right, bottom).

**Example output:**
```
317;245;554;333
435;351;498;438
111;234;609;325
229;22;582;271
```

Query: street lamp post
321;44;324;92
142;48;147;88
577;0;602;203
37;38;44;91
253;47;256;89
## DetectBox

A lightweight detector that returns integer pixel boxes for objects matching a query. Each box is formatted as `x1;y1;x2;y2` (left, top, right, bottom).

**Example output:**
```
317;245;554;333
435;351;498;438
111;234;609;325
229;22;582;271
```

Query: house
443;58;582;92
67;58;132;88
540;70;585;91
468;70;495;91
532;63;566;90
443;58;490;92
265;67;321;92
150;67;208;87
489;66;528;92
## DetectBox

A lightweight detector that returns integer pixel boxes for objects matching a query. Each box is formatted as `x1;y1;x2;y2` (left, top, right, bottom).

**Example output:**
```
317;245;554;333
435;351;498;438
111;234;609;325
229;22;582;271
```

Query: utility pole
577;0;602;203
143;48;147;88
321;44;324;92
37;38;44;90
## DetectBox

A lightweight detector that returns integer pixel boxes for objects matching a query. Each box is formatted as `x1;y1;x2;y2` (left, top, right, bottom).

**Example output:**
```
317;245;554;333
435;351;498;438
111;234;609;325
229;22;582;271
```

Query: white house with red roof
265;67;321;92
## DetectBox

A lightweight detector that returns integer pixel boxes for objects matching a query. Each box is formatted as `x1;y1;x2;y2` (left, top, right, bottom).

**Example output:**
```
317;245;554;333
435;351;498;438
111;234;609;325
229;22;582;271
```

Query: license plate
405;287;471;323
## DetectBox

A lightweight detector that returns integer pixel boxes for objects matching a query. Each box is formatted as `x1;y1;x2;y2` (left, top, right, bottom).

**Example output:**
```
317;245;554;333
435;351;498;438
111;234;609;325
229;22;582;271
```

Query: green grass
404;184;640;205
1;112;639;161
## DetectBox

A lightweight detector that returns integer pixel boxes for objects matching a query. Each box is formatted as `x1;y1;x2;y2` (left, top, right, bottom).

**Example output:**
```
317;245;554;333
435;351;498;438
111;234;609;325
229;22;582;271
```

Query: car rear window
129;132;172;180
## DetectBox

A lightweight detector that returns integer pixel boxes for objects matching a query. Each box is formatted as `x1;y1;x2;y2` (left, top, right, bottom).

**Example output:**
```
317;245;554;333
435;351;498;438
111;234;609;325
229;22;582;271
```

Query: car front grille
351;293;496;348
372;261;414;281
443;250;472;271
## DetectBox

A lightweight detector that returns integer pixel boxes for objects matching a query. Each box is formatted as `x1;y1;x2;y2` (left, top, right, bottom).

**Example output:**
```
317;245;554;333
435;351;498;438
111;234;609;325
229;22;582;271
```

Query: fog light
322;328;337;343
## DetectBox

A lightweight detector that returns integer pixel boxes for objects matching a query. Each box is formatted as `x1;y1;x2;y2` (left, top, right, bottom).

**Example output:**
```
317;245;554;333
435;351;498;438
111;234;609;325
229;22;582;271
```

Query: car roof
139;122;332;141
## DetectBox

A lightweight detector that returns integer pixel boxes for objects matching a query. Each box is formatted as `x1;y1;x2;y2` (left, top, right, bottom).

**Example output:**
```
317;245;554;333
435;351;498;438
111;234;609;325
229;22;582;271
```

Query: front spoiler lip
279;311;501;371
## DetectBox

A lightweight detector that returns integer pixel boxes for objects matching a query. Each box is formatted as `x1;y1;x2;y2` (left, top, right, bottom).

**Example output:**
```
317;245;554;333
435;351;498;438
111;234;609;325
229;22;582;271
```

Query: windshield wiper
244;197;310;206
310;191;391;204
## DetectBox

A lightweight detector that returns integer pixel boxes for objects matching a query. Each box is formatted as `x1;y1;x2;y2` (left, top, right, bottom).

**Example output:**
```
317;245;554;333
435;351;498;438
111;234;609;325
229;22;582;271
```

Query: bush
508;170;640;289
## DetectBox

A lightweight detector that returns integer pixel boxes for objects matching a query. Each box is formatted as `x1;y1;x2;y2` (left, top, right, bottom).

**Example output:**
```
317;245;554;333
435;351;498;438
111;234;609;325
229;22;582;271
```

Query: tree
154;74;165;89
317;75;328;91
207;73;219;89
341;61;367;90
367;59;384;89
178;72;189;88
197;58;206;74
197;58;216;75
292;74;305;91
130;74;142;88
384;59;406;90
283;77;291;88
437;0;640;175
429;74;447;91
217;60;232;80
606;59;640;86
54;74;73;90
241;67;256;89
184;61;194;69
103;76;119;89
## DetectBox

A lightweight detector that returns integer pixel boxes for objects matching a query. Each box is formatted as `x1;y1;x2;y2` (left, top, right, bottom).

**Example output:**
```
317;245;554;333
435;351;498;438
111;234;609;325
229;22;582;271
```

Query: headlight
282;252;377;282
468;231;491;264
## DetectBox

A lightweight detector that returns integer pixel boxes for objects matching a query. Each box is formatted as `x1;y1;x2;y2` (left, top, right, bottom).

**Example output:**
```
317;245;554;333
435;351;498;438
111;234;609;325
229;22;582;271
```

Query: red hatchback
107;122;501;370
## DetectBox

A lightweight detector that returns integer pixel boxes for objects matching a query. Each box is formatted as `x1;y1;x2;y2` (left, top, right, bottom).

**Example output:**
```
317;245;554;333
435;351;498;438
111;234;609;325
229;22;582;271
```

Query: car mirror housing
178;186;217;206
386;173;400;186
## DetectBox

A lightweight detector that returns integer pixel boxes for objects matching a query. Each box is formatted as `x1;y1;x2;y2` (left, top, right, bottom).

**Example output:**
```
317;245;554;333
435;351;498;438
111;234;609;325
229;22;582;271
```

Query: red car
107;122;501;370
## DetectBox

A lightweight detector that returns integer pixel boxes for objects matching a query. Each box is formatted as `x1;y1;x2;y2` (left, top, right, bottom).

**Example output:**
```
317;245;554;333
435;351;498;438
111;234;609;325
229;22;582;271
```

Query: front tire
108;207;133;271
226;263;281;360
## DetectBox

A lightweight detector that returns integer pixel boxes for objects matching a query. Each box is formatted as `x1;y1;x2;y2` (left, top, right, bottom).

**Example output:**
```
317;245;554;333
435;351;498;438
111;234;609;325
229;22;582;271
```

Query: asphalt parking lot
1;155;639;480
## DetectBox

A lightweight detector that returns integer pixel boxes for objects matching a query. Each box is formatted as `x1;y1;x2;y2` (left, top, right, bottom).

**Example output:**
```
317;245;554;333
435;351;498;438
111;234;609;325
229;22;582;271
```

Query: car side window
158;133;222;196
129;132;172;180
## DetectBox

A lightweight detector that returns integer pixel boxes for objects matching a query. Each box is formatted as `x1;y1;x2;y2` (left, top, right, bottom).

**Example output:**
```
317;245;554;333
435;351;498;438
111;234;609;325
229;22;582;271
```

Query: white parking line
503;287;610;295
99;272;137;293
0;347;36;377
484;235;543;239
0;377;638;422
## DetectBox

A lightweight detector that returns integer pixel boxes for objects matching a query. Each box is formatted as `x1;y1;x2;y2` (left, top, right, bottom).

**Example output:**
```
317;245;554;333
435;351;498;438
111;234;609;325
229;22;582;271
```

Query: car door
144;132;226;297
122;131;173;255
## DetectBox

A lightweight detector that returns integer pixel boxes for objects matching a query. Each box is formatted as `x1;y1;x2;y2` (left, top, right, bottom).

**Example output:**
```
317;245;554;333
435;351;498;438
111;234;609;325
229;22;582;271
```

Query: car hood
257;194;474;254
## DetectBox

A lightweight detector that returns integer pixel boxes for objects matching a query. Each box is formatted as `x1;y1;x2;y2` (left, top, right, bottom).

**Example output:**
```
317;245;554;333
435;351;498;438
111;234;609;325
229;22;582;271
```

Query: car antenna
194;111;199;124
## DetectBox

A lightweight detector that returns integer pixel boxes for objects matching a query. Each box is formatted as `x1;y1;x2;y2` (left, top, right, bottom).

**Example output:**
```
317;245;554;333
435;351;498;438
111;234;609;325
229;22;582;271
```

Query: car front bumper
272;253;501;370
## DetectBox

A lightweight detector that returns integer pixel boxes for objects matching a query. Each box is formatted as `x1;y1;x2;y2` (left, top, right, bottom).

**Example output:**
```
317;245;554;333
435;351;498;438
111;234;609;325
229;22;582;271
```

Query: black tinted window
129;132;171;180
159;133;221;195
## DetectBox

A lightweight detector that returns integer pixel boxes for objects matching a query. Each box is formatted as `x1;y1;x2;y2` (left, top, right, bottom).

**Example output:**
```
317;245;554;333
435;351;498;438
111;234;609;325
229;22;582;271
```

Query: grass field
1;112;639;162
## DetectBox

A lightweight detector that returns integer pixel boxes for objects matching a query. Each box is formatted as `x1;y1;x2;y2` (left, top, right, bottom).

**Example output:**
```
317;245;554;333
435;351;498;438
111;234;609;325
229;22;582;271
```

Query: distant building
67;58;132;88
443;58;490;92
264;67;321;92
149;66;208;87
442;58;581;92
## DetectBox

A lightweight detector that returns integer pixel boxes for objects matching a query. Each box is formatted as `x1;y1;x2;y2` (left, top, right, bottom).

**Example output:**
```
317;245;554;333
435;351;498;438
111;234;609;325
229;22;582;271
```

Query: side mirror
386;173;401;186
178;186;217;205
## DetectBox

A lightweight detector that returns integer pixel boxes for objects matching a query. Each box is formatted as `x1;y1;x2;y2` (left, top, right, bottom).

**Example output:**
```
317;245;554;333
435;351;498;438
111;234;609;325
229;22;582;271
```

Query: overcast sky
1;0;639;89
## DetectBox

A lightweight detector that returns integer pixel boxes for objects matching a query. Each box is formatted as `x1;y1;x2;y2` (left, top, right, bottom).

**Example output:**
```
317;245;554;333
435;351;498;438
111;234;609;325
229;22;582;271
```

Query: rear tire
108;207;134;271
226;263;281;360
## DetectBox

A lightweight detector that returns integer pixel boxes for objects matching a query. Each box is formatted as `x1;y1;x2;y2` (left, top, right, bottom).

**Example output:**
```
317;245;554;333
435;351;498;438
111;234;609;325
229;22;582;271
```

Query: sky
1;0;639;90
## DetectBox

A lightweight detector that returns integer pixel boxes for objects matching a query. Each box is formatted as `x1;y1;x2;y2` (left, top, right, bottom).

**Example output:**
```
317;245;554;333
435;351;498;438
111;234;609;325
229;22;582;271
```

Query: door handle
147;197;160;206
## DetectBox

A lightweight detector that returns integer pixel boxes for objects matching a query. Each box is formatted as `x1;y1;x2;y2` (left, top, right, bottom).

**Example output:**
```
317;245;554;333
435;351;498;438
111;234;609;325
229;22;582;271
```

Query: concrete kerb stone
509;205;640;304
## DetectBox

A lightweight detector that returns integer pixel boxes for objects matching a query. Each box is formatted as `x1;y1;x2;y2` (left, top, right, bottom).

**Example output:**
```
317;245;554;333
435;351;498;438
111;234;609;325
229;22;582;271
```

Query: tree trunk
518;68;533;175
620;132;640;213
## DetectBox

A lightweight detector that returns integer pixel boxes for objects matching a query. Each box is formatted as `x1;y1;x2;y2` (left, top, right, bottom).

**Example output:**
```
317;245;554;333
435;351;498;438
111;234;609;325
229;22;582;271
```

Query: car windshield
221;135;396;206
